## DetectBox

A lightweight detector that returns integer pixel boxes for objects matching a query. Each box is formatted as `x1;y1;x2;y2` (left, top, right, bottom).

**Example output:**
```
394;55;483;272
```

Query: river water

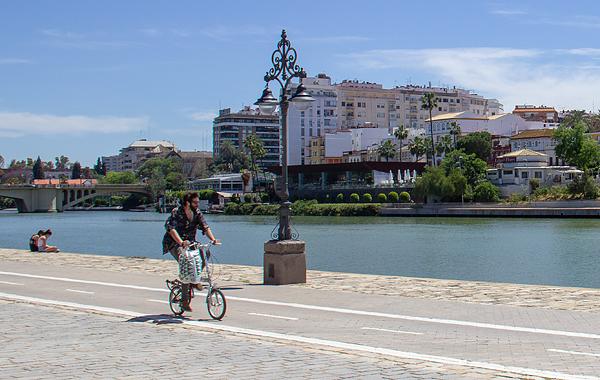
1;210;600;289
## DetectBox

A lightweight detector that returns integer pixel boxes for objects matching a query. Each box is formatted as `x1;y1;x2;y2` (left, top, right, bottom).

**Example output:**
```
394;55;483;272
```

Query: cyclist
162;191;220;312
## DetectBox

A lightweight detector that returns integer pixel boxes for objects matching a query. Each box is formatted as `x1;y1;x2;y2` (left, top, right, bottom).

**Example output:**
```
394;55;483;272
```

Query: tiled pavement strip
2;248;600;379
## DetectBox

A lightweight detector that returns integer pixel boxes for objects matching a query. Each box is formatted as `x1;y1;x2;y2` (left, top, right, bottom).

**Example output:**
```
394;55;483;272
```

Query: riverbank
3;248;600;313
383;200;600;217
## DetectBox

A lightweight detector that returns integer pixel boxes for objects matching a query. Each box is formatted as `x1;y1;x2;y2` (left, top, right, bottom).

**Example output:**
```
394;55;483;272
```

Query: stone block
264;240;306;285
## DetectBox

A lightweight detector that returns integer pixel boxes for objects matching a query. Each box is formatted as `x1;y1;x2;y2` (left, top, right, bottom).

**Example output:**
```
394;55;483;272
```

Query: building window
301;128;305;136
534;171;542;179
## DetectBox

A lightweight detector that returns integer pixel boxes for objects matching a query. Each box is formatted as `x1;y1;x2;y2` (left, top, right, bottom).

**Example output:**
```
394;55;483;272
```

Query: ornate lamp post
255;30;315;241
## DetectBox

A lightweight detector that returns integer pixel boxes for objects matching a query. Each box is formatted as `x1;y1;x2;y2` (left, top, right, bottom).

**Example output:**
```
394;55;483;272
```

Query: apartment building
212;107;280;169
336;81;500;133
512;105;558;123
287;73;338;165
509;129;562;166
102;140;178;172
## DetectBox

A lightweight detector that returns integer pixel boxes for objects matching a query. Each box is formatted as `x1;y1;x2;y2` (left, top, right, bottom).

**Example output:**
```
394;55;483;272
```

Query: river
1;209;599;289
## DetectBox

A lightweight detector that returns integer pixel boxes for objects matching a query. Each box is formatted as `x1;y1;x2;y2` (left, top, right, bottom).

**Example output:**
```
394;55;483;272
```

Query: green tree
552;122;600;170
473;182;500;202
449;121;461;149
456;131;492;161
420;92;439;166
561;110;591;131
408;136;427;162
32;156;45;179
377;140;398;161
440;150;488;188
71;162;81;179
147;167;166;202
211;140;252;173
137;157;182;187
414;166;467;200
55;155;70;169
243;135;265;199
101;171;138;184
94;157;106;175
0;155;4;169
393;125;408;162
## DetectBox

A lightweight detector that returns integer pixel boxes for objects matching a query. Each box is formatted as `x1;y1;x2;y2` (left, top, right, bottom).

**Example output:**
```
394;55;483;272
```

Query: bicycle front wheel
169;287;184;316
207;289;226;320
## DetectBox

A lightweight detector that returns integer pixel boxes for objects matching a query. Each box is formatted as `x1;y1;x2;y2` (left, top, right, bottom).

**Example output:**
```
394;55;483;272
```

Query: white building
509;129;562;166
107;140;179;172
187;173;253;193
486;149;581;197
427;111;527;141
286;73;338;165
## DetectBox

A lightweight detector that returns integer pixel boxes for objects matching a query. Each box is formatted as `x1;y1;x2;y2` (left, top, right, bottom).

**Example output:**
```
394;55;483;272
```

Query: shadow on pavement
126;314;187;325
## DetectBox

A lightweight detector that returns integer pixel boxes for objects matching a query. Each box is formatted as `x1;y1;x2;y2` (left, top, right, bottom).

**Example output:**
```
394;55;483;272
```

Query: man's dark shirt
162;205;209;254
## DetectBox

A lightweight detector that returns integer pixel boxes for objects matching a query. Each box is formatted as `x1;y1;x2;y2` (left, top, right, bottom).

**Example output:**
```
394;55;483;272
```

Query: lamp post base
264;239;306;285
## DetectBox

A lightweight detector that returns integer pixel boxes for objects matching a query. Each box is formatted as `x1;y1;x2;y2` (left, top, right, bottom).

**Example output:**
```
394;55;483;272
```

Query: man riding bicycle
163;191;220;312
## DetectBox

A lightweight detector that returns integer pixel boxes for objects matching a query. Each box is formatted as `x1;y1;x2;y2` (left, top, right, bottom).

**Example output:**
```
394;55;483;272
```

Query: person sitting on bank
38;229;60;252
29;230;44;252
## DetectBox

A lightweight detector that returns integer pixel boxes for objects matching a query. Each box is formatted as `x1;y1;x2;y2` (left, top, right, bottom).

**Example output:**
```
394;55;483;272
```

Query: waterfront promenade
2;248;600;379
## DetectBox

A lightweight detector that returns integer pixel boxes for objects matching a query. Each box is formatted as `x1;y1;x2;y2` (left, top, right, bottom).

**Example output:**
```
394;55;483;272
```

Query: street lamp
255;30;315;240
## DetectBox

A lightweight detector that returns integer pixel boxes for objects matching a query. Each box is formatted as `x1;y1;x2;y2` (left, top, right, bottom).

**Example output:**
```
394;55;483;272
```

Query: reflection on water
2;210;600;289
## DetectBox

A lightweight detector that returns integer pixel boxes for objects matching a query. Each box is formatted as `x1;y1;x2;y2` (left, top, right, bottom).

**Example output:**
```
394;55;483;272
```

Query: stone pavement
3;248;600;313
1;300;487;379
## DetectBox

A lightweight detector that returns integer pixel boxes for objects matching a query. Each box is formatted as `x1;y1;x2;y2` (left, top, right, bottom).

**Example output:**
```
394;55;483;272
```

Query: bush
473;182;500;202
261;194;270;203
291;194;300;202
244;194;252;203
567;173;600;199
336;193;345;203
314;193;323;203
508;193;526;203
399;191;411;203
350;193;360;203
325;194;333;203
378;193;387;202
388;191;399;202
302;194;311;201
363;193;372;203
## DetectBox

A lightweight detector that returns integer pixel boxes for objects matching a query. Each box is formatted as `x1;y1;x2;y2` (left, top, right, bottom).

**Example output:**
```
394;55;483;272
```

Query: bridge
0;184;150;213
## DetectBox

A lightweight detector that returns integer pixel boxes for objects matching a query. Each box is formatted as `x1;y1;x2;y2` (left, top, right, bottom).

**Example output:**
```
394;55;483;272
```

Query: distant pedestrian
38;229;60;252
29;230;44;252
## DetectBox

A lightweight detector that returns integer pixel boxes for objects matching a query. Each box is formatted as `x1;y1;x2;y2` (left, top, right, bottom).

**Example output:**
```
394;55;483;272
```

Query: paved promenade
2;248;600;379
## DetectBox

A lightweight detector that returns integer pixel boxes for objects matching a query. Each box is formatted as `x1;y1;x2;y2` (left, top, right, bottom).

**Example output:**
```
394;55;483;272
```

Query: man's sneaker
181;301;193;312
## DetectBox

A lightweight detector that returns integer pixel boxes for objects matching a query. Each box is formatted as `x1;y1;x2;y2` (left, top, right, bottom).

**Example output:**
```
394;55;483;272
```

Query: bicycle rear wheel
169;287;184;316
207;288;226;320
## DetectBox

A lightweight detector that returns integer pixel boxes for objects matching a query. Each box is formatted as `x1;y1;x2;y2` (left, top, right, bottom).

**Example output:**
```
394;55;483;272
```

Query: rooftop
510;129;554;140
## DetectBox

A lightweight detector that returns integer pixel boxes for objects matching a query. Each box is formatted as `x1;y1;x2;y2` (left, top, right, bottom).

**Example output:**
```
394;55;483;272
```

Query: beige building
509;129;562;166
109;140;178;172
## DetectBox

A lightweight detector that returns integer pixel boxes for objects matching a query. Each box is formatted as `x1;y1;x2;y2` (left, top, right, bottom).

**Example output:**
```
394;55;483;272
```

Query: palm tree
393;125;409;162
408;136;427;162
377;140;398;162
423;138;434;165
243;135;264;199
449;121;461;149
420;92;439;166
562;110;591;131
441;135;454;155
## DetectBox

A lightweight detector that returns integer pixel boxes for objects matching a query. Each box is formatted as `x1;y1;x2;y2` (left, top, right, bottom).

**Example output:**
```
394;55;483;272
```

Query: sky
2;0;600;167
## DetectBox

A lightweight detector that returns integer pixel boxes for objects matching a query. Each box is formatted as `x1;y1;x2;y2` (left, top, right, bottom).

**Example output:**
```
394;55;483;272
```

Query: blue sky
2;0;600;167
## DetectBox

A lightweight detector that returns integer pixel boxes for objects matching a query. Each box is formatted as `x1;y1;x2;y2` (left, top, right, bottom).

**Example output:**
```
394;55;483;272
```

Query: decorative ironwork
264;30;307;91
270;218;300;241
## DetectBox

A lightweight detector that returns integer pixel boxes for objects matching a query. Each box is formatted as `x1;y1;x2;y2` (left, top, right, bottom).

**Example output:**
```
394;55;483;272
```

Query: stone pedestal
264;240;306;285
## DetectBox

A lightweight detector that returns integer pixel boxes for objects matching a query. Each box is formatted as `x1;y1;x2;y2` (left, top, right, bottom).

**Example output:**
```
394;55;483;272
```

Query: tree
552;122;600;170
408;136;427;162
456;131;492;161
94;157;106;175
147;167;166;202
101;171;137;184
55;155;70;169
441;150;488;188
377;140;398;161
414;166;466;200
449;121;461;149
243;135;264;198
71;162;81;179
210;140;252;173
393;125;409;162
420;92;439;166
561;110;591;131
0;155;4;169
32;156;45;179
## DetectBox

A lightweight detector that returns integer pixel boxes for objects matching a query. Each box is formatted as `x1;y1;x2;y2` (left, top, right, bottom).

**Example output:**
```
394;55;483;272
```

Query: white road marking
147;299;169;304
65;289;95;294
248;312;299;320
0;280;24;285
362;327;423;335
549;349;600;358
0;292;596;380
2;270;600;340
